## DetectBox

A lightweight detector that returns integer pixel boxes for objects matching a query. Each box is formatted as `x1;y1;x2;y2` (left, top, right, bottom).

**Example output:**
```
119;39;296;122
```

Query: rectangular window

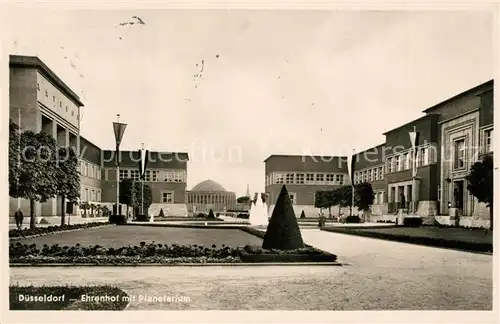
275;173;284;184
162;191;173;203
363;171;368;182
285;173;294;184
130;169;140;181
387;157;393;173
296;173;305;184
326;174;335;183
437;185;441;202
152;170;159;182
485;129;493;152
85;188;89;202
394;155;400;172
91;190;95;202
419;147;428;167
119;169;129;180
379;166;384;180
374;168;378;180
403;153;409;170
306;173;315;183
454;139;466;169
336;174;344;185
368;169;373;181
288;193;296;205
316;174;324;183
45;90;48;97
53;95;56;102
144;170;151;182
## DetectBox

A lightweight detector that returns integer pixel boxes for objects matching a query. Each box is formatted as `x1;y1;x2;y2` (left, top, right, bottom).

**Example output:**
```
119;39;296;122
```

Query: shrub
9;222;109;238
208;210;215;218
345;216;361;223
135;214;149;222
197;213;206;218
300;210;306;219
237;213;249;219
403;217;423;227
109;214;127;225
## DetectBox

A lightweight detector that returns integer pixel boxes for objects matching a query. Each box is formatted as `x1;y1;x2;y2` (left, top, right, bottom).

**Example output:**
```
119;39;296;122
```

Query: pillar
411;177;421;215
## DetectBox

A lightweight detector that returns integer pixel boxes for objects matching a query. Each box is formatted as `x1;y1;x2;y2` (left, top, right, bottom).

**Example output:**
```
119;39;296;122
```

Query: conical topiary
208;209;215;218
300;210;306;218
262;185;304;250
158;208;165;217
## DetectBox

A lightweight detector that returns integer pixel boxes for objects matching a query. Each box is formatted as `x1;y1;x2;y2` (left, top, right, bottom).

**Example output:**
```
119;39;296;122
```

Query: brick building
264;155;349;217
9;54;190;221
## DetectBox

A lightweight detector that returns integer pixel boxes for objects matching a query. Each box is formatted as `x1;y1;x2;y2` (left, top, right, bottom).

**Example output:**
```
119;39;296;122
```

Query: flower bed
10;285;129;310
9;222;110;239
9;241;338;265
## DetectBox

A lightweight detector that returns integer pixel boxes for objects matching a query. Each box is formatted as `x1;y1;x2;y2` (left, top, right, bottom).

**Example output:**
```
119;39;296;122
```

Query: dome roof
191;179;226;192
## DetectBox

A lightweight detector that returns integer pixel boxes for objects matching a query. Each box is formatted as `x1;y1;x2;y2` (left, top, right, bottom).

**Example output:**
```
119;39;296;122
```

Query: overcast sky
6;9;493;196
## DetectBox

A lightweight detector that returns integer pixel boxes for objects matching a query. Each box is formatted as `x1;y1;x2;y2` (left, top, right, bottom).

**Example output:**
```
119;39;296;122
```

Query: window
45;90;48;97
437;185;441;202
37;83;40;91
59;101;62;107
162;191;173;203
336;174;344;185
306;173;315;183
97;167;101;180
368;169;373;181
419;147;428;167
173;171;183;182
454;139;466;169
394;155;400;172
71;109;74;116
144;170;151;182
285;173;294;184
379;166;384;179
53;95;56;102
403;153;409;170
326;174;335;183
485;129;493;152
363;171;367;182
374;168;378;180
119;169;129;180
91;190;95;202
66;106;68;112
130;169;140;181
296;173;305;184
288;193;296;205
387;157;393;173
316;174;324;183
275;173;284;184
85;188;89;202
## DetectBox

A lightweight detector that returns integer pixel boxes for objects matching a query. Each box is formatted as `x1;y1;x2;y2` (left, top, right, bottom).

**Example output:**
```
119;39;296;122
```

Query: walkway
9;229;492;310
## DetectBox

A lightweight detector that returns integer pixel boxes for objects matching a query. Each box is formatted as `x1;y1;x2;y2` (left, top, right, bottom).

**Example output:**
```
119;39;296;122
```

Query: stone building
186;179;237;215
264;155;349;217
9;55;83;220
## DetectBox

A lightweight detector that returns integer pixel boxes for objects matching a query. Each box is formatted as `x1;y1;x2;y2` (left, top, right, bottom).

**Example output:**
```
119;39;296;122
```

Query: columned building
264;155;349;218
9;55;83;219
186;180;237;215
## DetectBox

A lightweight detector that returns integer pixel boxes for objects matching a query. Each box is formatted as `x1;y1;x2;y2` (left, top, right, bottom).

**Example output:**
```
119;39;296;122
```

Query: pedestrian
14;208;24;230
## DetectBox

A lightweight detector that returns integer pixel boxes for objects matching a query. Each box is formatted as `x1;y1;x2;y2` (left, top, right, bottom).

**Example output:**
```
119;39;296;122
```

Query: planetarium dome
191;179;226;192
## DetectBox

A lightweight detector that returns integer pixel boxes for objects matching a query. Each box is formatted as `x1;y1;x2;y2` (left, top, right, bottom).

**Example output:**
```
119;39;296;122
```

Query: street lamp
113;114;127;216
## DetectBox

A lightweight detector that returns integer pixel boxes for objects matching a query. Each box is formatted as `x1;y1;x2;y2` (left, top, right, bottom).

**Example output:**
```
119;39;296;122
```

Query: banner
408;126;419;177
347;149;356;186
138;149;149;180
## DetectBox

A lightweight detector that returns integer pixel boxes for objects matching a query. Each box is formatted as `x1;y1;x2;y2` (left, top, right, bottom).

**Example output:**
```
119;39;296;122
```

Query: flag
408;126;419;177
138;149;149;179
347;149;356;186
113;122;127;167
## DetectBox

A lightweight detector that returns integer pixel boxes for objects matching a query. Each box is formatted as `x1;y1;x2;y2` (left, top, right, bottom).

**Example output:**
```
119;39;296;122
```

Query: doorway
453;180;464;210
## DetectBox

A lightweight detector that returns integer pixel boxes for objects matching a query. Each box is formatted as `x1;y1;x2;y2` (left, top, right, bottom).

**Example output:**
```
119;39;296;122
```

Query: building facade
264;155;349;217
9;55;190;221
186;179;238;215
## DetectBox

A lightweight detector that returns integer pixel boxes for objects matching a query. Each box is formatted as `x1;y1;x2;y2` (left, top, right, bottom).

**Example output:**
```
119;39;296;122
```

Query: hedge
10;285;129;310
9;222;110;239
321;228;493;253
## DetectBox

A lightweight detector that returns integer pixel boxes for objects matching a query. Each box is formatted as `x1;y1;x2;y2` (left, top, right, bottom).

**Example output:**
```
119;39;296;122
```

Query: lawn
12;225;263;248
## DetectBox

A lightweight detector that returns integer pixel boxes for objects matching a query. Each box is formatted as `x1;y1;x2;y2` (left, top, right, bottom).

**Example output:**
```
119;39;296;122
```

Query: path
9;229;492;310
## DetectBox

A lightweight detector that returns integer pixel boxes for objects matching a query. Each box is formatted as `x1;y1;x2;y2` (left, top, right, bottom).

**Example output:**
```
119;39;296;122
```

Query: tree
262;185;304;250
466;154;493;230
237;196;251;204
133;182;152;215
15;131;59;229
335;186;354;216
56;147;80;226
120;178;137;216
354;182;375;211
331;187;344;218
314;191;328;216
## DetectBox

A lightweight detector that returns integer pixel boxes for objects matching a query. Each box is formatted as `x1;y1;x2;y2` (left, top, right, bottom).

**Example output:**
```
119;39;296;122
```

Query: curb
9;262;342;267
9;224;113;241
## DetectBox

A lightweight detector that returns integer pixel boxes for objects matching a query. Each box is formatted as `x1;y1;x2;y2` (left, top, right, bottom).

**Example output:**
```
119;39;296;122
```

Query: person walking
14;208;24;230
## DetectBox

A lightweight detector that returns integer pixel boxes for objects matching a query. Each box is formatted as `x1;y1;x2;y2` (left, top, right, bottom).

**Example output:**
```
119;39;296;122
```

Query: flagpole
17;107;21;210
141;143;144;216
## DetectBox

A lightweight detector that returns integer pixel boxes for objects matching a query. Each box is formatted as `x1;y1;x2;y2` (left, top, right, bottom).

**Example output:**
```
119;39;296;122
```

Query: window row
266;172;345;186
81;186;101;202
38;83;76;117
386;147;430;173
80;160;101;180
354;166;384;184
118;169;186;183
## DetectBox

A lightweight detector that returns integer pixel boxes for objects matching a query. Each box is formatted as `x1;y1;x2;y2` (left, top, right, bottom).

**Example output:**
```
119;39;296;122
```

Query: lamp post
408;126;418;215
347;149;356;217
140;143;145;216
113;114;127;216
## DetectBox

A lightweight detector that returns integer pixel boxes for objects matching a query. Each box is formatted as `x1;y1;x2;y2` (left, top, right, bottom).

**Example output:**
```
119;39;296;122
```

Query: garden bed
9;222;111;240
10;285;129;310
9;240;338;265
154;217;224;222
321;227;493;253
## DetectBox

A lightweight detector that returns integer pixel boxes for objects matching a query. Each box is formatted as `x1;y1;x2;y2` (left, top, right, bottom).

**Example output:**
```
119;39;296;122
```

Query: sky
6;9;494;196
